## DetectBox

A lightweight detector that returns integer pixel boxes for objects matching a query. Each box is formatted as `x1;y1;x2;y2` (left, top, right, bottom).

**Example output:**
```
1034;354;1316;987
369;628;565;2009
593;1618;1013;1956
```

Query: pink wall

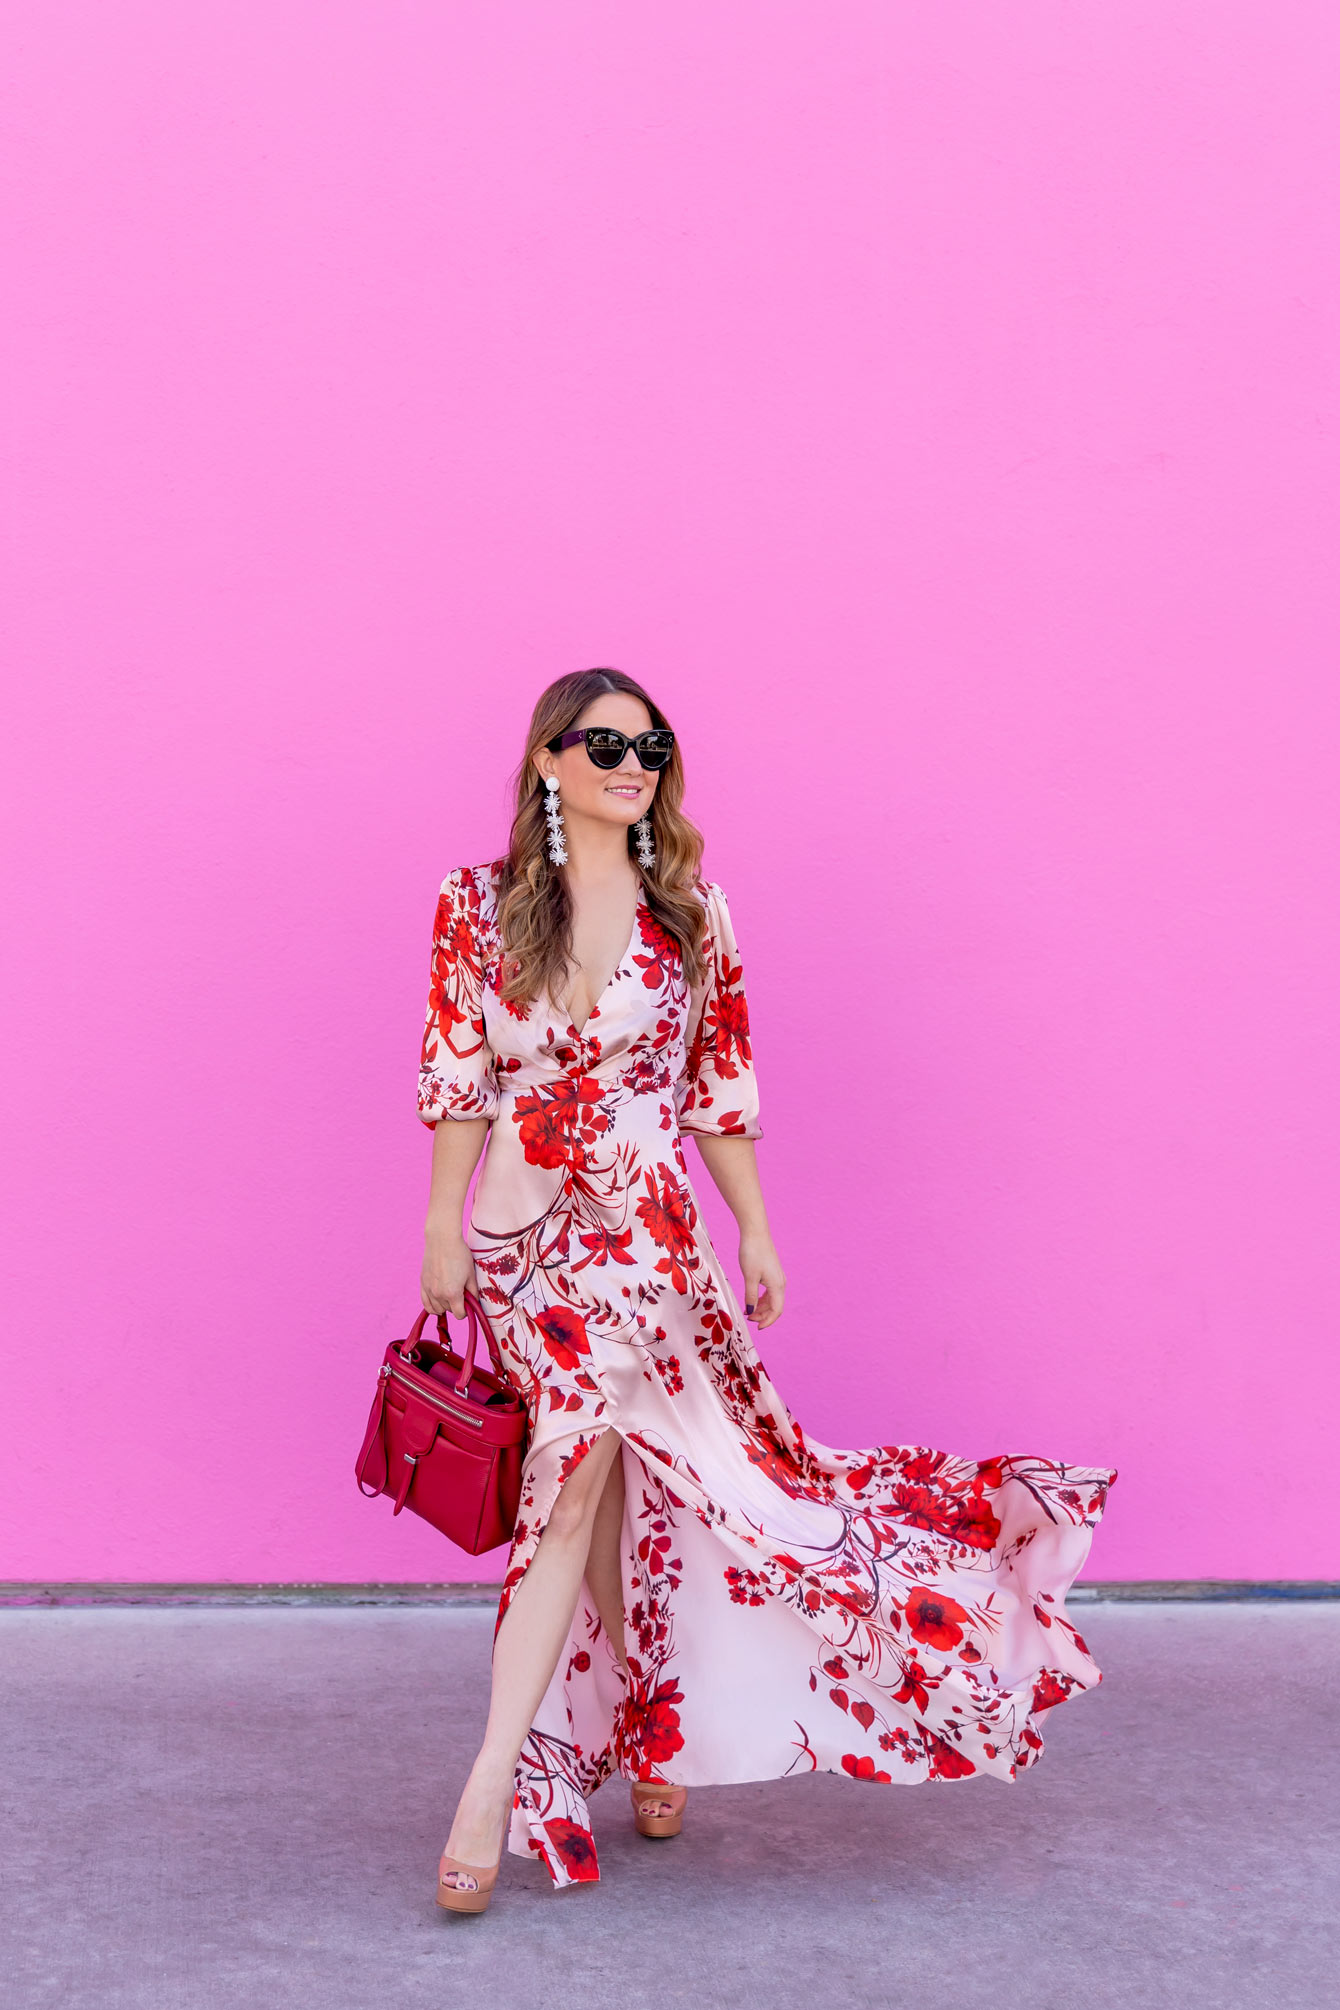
3;3;1338;1584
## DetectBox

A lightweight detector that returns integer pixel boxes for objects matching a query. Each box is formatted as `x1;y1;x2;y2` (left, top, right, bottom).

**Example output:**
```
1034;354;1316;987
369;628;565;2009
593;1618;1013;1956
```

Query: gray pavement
2;1603;1336;2010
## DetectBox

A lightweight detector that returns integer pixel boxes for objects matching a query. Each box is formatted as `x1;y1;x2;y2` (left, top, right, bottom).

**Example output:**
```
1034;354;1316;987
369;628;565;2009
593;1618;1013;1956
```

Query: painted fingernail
745;1302;755;1313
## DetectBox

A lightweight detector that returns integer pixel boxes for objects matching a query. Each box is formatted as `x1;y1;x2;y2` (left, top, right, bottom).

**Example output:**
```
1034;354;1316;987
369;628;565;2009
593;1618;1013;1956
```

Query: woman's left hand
739;1229;786;1329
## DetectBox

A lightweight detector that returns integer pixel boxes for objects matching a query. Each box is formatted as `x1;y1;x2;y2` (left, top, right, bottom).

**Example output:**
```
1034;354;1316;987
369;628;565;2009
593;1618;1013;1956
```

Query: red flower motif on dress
1032;1670;1072;1712
621;1675;686;1769
841;1753;893;1784
541;1819;600;1881
632;906;681;993
536;1306;591;1371
636;1164;698;1292
423;882;487;1049
891;1655;934;1714
899;1451;946;1485
418;871;503;1120
904;1587;970;1652
743;1432;810;1499
620;1051;672;1100
890;1482;1001;1552
426;898;485;1052
950;1492;1002;1549
922;1730;976;1780
702;971;751;1078
574;1222;636;1269
725;1566;767;1606
682;944;751;1101
514;1077;609;1170
653;1353;684;1395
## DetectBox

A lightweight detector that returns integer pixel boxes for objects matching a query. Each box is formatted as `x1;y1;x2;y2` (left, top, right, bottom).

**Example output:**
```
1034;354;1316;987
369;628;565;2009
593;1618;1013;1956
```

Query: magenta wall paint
3;5;1338;1584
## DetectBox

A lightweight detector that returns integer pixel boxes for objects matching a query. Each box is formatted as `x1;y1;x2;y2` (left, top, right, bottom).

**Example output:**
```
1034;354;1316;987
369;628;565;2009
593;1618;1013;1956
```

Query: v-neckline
563;883;645;1038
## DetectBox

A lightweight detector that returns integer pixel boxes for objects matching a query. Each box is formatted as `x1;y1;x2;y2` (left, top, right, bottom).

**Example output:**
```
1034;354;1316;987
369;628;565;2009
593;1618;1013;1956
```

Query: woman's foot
436;1852;500;1914
630;1780;687;1838
438;1758;514;1906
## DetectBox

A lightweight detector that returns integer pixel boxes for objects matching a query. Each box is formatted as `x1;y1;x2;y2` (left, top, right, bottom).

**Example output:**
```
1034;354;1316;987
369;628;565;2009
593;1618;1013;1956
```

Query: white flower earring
543;776;568;865
634;812;656;872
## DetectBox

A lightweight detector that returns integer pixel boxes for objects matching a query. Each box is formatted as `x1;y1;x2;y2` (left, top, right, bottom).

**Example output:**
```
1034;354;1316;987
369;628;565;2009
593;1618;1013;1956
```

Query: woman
419;667;1115;1913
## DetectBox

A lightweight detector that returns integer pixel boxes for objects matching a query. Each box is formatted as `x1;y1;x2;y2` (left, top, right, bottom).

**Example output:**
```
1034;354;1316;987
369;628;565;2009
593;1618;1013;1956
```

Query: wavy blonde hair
494;669;708;1007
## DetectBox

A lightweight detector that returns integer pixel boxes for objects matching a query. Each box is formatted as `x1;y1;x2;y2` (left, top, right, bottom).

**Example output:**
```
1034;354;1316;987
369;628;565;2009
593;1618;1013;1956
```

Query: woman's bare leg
583;1444;678;1818
583;1440;629;1670
443;1429;623;1876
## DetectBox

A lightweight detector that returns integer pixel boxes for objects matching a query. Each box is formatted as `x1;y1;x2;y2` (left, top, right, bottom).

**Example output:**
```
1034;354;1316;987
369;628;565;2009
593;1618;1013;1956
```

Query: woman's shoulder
688;877;747;961
440;856;507;892
439;859;507;921
692;876;733;918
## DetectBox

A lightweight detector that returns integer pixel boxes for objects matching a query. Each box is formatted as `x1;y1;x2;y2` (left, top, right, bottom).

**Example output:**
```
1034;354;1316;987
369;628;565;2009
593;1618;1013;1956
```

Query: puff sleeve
675;881;762;1140
416;867;500;1127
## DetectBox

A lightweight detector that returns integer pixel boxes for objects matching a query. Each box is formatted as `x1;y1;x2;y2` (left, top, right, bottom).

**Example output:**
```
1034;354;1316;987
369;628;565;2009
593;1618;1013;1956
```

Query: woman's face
533;692;661;833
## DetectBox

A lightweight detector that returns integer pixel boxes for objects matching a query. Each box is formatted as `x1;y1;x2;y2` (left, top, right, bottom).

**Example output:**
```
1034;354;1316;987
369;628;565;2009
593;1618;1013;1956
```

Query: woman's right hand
421;1222;479;1319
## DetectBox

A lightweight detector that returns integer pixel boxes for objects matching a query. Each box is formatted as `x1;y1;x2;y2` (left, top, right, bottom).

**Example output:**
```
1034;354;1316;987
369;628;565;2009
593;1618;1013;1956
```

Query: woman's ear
532;749;554;786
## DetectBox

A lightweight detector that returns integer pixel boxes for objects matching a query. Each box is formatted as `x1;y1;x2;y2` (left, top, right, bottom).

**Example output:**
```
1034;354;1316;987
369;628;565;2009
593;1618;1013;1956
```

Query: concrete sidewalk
2;1604;1335;2010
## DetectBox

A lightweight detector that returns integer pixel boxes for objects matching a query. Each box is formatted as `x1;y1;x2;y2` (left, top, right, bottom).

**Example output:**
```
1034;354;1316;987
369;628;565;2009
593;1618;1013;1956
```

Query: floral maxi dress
417;861;1116;1888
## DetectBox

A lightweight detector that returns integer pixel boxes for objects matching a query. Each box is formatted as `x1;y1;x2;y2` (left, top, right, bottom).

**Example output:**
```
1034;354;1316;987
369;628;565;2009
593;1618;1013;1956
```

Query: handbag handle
402;1289;503;1397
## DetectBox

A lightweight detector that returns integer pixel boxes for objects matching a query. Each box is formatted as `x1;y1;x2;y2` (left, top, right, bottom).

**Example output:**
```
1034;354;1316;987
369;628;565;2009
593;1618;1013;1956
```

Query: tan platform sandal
631;1780;688;1839
436;1851;502;1915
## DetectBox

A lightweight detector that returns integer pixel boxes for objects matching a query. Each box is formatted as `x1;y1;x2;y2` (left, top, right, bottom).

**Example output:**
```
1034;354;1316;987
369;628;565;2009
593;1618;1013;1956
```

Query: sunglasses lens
638;732;675;769
584;729;627;768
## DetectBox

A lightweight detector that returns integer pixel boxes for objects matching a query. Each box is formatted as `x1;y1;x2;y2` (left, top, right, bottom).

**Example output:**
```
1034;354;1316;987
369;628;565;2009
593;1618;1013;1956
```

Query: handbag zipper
383;1359;488;1430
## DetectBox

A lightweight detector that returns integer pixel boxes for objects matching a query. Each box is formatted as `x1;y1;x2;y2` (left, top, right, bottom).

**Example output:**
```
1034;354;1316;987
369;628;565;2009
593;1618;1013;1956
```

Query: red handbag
355;1292;528;1554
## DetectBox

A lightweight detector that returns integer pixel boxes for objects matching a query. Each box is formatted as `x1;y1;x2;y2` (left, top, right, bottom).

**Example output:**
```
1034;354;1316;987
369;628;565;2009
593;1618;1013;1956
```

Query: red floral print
636;1164;698;1293
514;1077;609;1170
541;1819;600;1881
1032;1670;1073;1712
890;1482;1002;1551
574;1222;636;1269
891;1653;937;1714
417;872;496;1120
636;1164;696;1253
621;1675;686;1771
536;1306;591;1371
842;1753;894;1784
653;1353;685;1395
726;1566;767;1606
704;978;751;1075
631;904;681;993
428;903;483;1052
744;1431;812;1500
904;1588;971;1652
923;1731;976;1780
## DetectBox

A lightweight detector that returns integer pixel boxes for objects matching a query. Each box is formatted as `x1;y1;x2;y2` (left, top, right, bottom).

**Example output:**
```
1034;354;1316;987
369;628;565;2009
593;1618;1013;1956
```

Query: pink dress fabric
418;860;1116;1888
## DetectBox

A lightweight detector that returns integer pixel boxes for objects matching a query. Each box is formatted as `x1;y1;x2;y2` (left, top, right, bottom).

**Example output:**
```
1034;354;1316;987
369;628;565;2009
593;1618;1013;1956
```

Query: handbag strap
401;1290;504;1397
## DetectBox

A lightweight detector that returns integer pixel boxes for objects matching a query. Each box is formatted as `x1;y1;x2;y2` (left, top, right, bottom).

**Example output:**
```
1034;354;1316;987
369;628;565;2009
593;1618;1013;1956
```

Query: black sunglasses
546;726;676;771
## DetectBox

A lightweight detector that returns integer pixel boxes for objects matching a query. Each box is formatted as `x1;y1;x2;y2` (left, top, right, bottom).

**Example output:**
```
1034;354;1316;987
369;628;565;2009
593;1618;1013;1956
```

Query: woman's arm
421;1116;489;1317
691;1134;786;1329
